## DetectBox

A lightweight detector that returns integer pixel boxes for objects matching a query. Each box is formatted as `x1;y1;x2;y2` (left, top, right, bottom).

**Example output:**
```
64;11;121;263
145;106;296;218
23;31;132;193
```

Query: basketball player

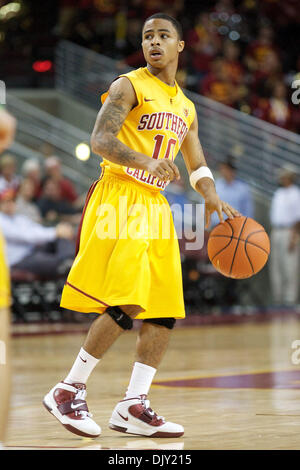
0;107;16;446
43;13;239;438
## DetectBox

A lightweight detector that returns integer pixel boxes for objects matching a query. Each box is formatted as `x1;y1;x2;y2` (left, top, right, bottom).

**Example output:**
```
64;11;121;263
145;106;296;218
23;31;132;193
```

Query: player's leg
63;304;143;385
108;196;185;437
0;307;11;447
135;320;173;368
81;304;142;358
109;319;184;438
42;304;142;438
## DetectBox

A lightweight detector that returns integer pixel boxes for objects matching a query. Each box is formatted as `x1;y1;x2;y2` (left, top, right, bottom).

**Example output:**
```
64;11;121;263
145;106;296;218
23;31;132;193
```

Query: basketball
207;216;270;279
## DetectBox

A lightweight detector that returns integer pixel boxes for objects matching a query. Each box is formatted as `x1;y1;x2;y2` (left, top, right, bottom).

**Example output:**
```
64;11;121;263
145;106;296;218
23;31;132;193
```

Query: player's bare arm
91;77;180;182
181;113;240;227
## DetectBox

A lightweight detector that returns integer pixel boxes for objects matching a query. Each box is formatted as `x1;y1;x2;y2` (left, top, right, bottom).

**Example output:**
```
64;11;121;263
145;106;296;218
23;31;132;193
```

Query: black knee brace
106;306;133;330
143;317;176;329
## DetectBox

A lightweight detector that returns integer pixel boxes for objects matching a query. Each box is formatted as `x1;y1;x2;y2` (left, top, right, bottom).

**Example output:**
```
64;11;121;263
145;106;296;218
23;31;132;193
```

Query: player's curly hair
143;13;183;40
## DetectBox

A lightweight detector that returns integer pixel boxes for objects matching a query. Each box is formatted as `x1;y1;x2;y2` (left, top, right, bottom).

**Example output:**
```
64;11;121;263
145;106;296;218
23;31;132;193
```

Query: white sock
64;347;99;385
125;362;157;399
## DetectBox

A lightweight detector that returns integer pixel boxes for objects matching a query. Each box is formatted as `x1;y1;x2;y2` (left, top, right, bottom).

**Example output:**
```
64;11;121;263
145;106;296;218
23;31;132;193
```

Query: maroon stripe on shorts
65;281;110;307
75;169;105;256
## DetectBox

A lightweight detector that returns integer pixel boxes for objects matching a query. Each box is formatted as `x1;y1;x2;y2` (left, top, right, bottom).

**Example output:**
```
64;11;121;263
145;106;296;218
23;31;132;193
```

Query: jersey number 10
152;135;176;161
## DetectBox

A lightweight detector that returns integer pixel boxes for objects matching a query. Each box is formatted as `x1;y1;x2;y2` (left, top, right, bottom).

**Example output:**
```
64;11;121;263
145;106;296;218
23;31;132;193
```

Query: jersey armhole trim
118;75;141;110
101;75;140;111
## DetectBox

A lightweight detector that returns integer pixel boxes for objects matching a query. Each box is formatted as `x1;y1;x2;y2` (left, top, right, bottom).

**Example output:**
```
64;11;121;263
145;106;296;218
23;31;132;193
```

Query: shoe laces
74;387;93;418
140;395;165;422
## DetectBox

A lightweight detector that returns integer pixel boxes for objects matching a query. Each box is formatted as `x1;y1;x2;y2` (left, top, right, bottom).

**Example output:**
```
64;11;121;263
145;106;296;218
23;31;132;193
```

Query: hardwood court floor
5;316;300;450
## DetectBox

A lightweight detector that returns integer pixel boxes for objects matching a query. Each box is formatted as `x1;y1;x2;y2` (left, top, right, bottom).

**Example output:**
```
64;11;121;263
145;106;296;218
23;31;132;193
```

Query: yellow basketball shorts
60;170;185;320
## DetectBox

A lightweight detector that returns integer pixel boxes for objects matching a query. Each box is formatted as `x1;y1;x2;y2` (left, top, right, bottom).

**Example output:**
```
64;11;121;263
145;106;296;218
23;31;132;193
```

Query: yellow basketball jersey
100;67;196;191
0;230;10;309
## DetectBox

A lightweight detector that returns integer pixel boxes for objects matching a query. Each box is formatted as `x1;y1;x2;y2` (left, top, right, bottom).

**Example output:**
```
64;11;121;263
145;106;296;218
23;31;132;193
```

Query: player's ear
178;40;185;53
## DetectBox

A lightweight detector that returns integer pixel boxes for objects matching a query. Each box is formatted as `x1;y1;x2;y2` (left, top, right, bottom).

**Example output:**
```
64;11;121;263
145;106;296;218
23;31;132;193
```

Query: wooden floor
4;316;300;450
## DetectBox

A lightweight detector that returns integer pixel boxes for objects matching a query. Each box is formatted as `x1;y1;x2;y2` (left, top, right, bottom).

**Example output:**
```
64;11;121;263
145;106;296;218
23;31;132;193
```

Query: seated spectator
190;35;218;80
0;188;75;278
44;156;78;204
250;50;282;96
211;156;254;227
245;25;280;72
37;177;81;225
185;12;221;80
222;40;244;86
15;178;42;224
222;40;249;109
0;154;20;193
200;56;237;106
251;80;294;130
186;12;222;55
21;159;43;200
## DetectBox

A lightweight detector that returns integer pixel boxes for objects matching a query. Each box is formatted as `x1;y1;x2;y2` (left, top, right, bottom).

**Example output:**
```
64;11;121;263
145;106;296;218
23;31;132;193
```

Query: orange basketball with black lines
207;216;270;279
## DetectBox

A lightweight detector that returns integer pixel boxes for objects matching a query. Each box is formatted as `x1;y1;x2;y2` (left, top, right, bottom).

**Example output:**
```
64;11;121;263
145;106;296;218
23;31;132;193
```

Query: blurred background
0;0;299;326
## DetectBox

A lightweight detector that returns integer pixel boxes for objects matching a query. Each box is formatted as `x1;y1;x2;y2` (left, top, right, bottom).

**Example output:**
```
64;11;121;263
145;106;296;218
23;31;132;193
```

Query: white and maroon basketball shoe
109;395;184;438
43;382;101;438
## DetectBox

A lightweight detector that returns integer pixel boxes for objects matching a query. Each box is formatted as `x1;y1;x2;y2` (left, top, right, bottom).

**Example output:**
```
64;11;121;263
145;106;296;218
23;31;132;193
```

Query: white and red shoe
43;382;101;438
109;395;184;438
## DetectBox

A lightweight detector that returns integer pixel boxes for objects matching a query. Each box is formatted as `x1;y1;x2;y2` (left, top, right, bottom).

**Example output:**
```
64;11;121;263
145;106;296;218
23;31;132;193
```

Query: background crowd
1;0;300;132
0;153;81;277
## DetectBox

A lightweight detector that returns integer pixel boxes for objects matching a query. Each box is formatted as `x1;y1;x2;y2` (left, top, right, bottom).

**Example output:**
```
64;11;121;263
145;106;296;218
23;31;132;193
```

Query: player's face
142;19;184;69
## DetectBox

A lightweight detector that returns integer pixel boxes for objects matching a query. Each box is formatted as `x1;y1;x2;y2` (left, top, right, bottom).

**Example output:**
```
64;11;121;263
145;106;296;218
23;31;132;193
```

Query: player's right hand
146;159;180;182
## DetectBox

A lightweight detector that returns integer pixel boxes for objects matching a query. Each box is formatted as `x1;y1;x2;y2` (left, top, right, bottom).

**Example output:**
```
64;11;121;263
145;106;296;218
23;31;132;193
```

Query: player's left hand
205;193;241;229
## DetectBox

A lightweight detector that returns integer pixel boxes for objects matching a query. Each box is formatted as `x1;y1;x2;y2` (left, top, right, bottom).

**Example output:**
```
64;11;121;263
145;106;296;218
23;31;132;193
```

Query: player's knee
143;318;176;330
120;304;143;317
106;306;134;330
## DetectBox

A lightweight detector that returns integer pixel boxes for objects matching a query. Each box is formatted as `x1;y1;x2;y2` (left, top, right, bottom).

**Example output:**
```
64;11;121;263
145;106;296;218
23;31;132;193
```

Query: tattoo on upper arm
96;90;128;136
91;88;138;165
